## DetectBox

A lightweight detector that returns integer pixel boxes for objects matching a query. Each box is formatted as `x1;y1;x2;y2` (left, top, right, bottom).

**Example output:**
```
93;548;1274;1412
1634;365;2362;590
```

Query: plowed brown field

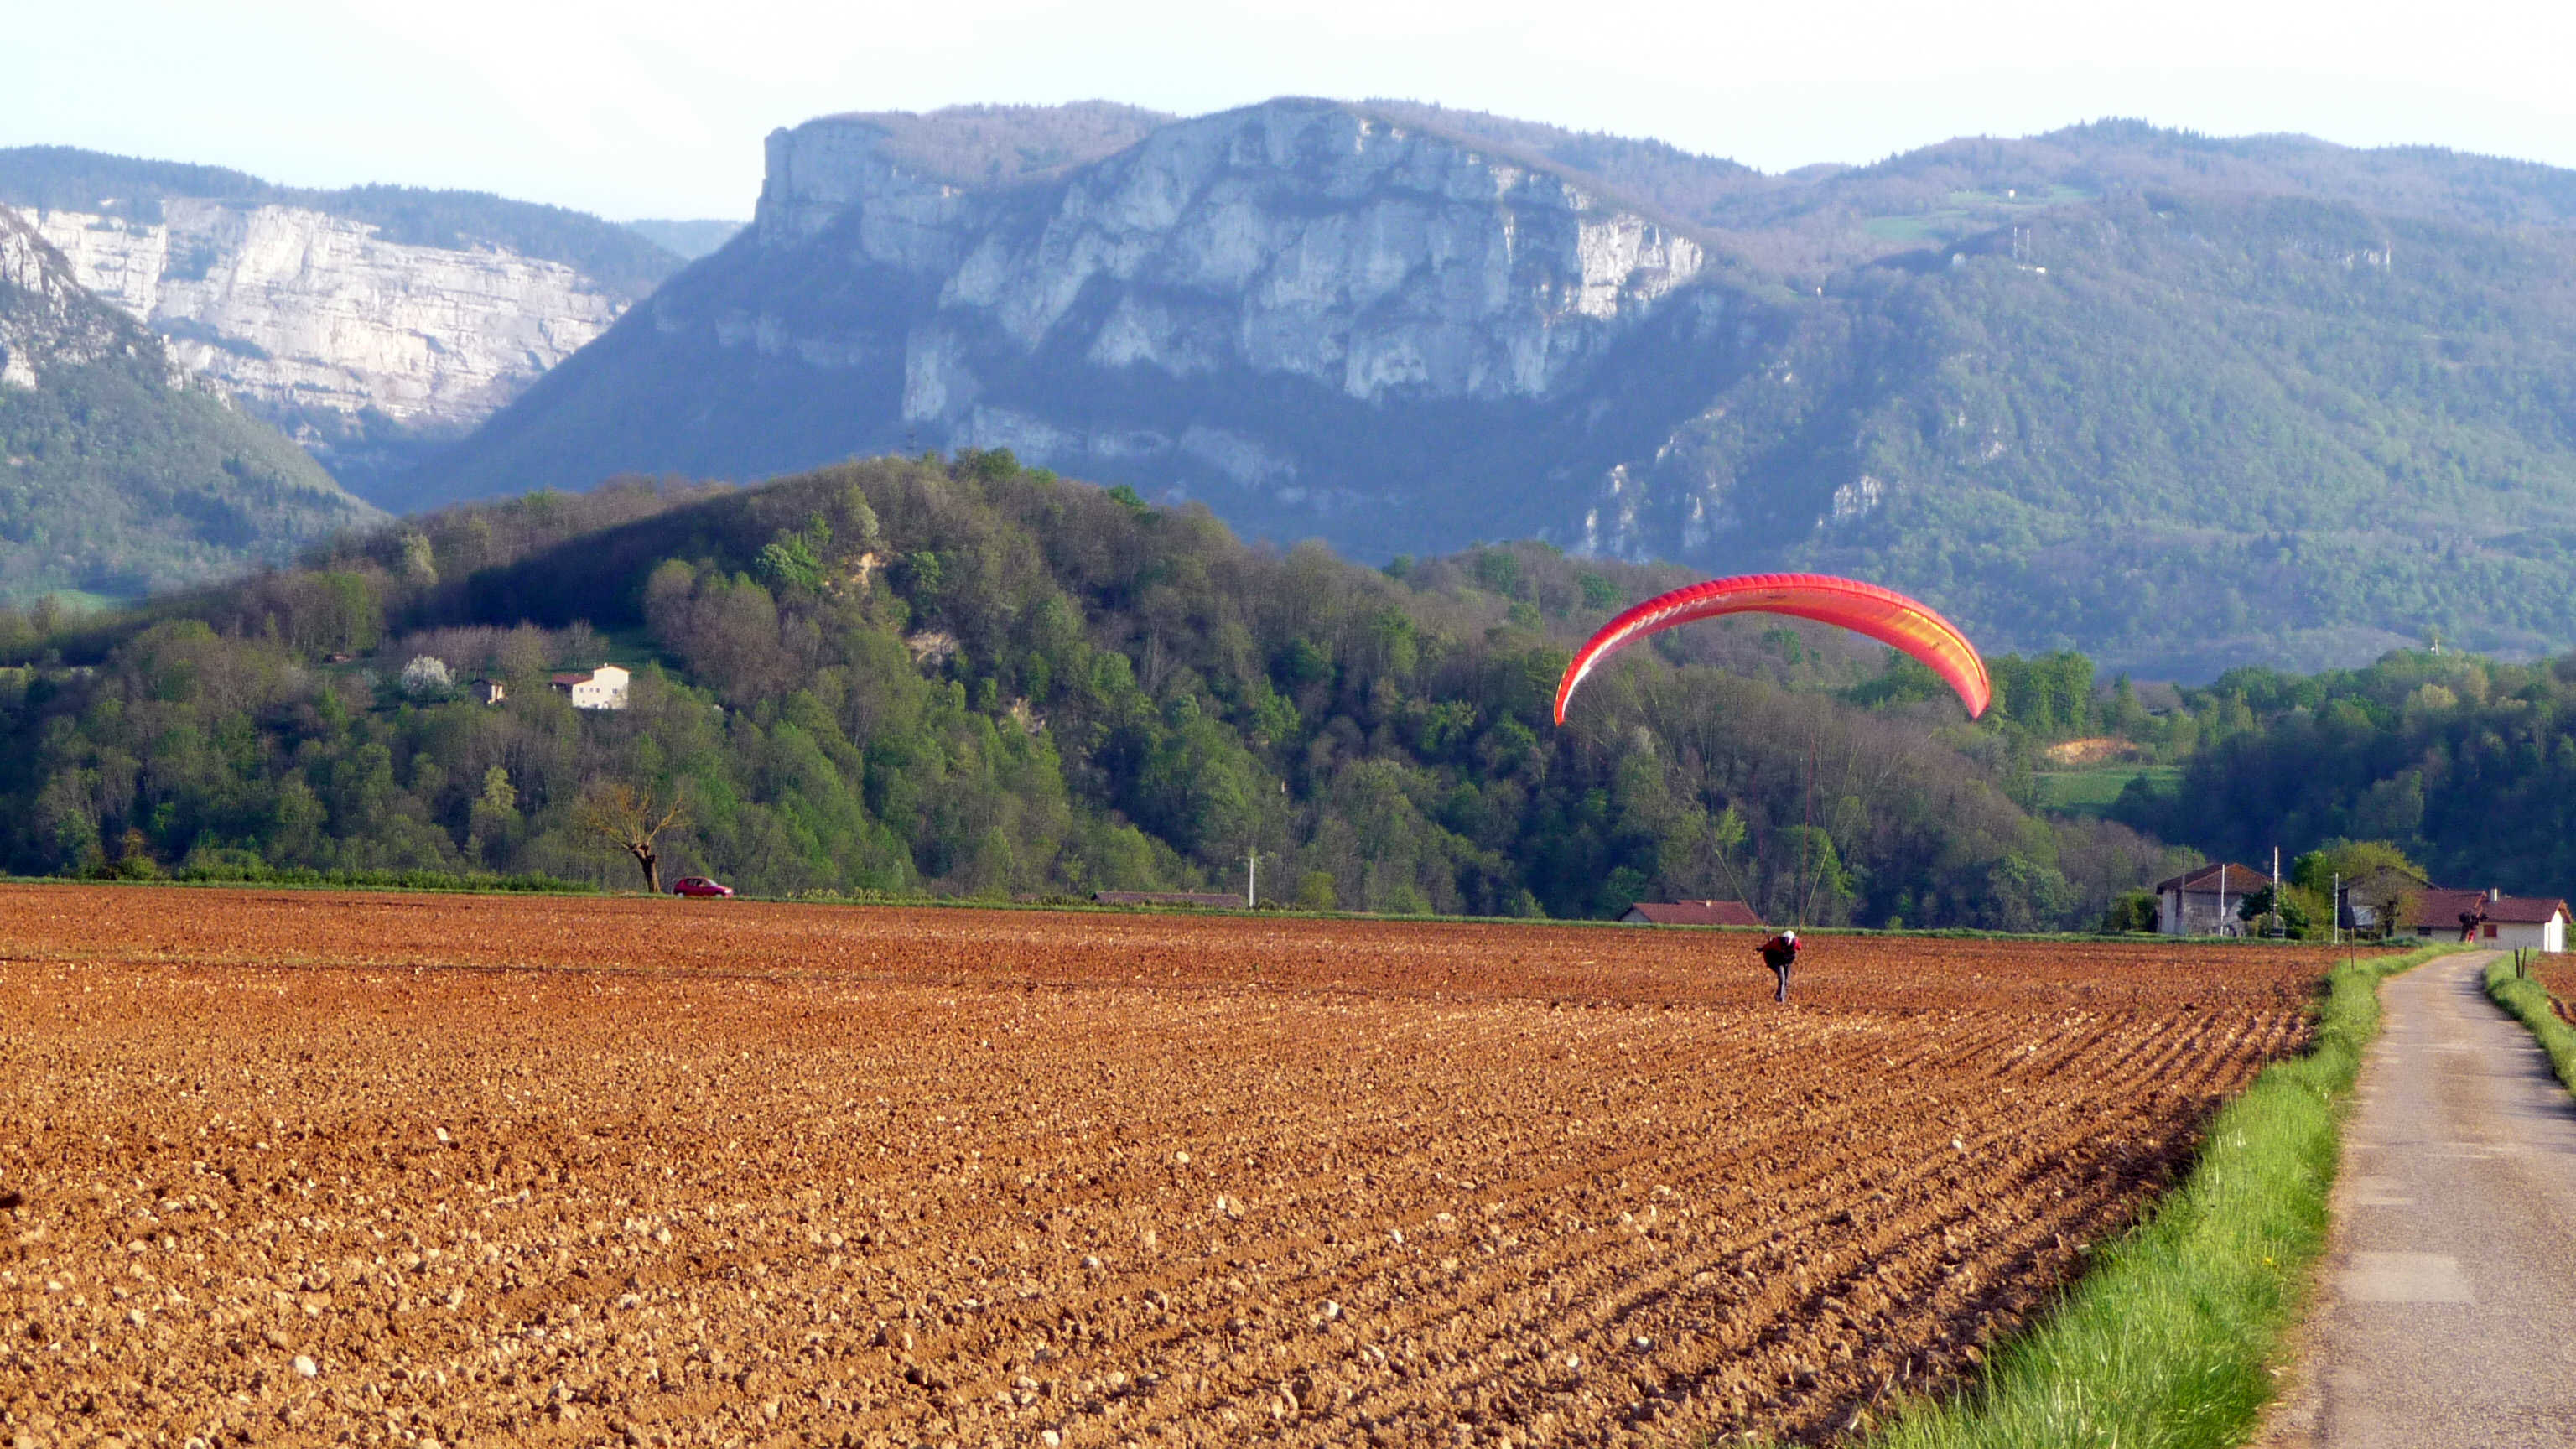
2537;958;2576;1026
0;886;2362;1448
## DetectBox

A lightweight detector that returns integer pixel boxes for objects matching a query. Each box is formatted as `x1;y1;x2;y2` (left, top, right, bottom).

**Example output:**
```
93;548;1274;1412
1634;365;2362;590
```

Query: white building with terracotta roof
2410;887;2568;953
549;664;630;710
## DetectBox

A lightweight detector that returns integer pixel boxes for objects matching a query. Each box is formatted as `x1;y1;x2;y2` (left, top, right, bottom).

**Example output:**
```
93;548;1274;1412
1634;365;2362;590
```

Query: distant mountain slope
0;147;685;293
1357;99;1763;233
1683;119;2576;276
403;98;1715;513
0;210;377;600
0;146;692;499
621;219;744;261
401;101;2576;677
1620;191;2576;674
783;101;1171;185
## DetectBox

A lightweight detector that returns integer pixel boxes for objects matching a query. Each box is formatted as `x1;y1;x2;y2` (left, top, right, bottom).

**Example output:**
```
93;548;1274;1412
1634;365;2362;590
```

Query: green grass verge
2482;958;2576;1096
1858;942;2462;1449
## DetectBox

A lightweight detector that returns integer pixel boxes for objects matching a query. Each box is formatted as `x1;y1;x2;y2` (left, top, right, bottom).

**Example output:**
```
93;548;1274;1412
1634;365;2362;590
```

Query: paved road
2300;950;2576;1446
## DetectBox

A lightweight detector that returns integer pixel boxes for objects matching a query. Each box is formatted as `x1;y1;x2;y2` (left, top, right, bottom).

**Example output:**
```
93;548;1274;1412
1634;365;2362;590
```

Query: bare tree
574;782;688;893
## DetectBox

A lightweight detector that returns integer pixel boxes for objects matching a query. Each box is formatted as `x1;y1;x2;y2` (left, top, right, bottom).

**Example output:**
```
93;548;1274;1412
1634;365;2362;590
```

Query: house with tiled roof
1620;900;1764;927
549;664;629;710
2152;863;2272;936
2408;887;2569;953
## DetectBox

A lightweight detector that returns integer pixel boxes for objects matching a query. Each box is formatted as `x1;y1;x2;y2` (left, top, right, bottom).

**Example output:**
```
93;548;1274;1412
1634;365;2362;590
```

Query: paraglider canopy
1555;572;1991;724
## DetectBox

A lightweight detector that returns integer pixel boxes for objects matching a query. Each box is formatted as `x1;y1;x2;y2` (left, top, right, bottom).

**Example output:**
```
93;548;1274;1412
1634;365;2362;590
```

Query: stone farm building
1621;901;1764;927
2334;865;2430;937
2411;888;2570;953
2153;863;2273;936
549;665;630;710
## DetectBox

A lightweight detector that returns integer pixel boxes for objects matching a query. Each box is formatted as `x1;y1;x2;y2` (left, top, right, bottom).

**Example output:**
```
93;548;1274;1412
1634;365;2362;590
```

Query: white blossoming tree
399;655;454;699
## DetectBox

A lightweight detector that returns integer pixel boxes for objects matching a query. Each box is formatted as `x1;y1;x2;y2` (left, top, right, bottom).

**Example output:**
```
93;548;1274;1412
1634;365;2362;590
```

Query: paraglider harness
1756;931;1799;1004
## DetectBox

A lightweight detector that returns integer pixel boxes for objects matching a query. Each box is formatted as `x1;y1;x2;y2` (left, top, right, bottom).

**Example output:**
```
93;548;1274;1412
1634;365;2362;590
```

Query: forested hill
0;453;2181;925
2114;651;2576;899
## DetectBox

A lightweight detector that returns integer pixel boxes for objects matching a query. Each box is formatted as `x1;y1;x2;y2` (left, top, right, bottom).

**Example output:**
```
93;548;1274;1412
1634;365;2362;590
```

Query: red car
671;876;734;898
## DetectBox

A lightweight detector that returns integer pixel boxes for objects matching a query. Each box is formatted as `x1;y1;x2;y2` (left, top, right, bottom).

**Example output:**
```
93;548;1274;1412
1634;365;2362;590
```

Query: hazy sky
9;0;2570;221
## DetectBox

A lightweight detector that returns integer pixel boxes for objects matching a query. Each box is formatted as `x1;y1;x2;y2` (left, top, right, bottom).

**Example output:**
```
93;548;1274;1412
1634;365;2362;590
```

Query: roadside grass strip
2483;957;2576;1097
1857;943;2459;1449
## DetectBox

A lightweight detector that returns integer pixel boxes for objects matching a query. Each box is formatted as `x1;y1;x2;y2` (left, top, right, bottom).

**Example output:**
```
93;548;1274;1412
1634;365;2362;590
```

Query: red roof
1623;901;1764;927
2417;888;2569;926
2153;863;2272;896
2488;897;2568;925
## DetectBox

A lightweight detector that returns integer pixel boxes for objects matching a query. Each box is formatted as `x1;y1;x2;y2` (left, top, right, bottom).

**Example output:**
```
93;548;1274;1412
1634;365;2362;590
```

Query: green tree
756;515;832;593
1296;870;1337;911
2101;888;2158;933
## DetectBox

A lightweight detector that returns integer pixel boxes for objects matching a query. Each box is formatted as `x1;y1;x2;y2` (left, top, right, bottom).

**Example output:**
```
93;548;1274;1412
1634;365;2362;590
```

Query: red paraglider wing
1554;573;1991;724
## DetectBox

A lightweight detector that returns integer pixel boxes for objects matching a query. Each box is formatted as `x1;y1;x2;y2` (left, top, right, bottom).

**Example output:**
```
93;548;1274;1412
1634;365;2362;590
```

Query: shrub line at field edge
1849;940;2461;1449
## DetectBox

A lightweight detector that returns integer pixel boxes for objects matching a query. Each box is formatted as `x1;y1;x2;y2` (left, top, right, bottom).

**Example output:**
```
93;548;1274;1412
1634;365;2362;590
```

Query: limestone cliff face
752;102;1704;428
0;210;378;600
19;200;626;432
0;210;153;389
416;99;1746;538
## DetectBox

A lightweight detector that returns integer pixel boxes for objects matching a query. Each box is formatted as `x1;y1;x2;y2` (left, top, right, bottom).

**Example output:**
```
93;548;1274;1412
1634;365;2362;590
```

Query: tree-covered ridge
0;147;687;299
0;454;2178;926
2108;650;2576;900
1687;120;2576;277
1338;110;2576;278
793;102;1174;191
1697;189;2576;675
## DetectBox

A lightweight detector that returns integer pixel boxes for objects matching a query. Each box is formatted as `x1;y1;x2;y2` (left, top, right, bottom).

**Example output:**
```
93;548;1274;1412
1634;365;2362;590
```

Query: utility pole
2334;871;2341;946
1247;850;1259;908
2272;846;2282;939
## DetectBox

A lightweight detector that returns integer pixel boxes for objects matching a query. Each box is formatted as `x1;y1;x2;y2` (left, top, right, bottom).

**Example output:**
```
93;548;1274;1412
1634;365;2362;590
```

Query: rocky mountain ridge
0;209;376;600
27;199;626;432
0;147;699;497
413;99;1729;525
0;208;139;388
